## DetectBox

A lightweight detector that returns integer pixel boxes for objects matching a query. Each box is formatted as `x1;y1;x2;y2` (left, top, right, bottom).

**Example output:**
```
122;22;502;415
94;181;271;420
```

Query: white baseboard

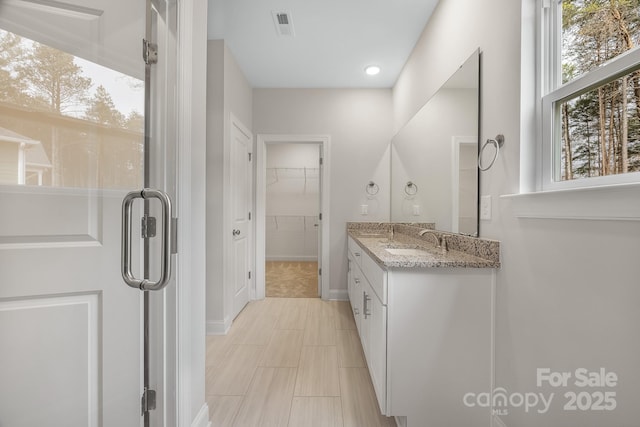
492;414;507;427
191;402;211;427
206;316;231;335
266;256;318;262
326;289;348;301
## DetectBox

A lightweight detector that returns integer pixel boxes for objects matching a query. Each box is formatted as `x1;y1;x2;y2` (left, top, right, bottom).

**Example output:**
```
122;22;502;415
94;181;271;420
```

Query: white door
0;0;176;425
230;117;252;319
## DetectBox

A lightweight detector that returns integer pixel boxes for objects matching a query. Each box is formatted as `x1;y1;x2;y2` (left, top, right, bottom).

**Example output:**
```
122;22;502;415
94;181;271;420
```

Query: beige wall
394;0;640;426
0;143;19;185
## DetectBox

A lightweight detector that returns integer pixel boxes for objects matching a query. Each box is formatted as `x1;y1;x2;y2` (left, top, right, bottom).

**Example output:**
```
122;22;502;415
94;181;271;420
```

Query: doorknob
233;229;241;236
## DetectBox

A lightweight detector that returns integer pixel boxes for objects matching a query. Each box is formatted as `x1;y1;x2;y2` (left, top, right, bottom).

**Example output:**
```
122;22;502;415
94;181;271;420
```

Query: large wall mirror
391;49;480;236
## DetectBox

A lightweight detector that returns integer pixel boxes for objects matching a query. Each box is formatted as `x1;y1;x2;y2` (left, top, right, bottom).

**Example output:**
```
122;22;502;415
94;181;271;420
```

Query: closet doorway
256;135;331;300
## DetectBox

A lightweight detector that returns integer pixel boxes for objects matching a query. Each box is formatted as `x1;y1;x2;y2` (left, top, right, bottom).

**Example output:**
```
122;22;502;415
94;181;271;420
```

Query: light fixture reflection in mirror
390;49;480;236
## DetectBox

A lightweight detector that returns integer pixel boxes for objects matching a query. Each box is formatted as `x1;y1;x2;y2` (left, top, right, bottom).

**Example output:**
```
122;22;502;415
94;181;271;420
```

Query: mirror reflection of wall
391;50;480;236
455;138;479;235
266;143;320;260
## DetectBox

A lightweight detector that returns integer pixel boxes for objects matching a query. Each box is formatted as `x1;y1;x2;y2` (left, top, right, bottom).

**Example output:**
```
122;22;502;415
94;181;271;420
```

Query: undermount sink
385;248;430;256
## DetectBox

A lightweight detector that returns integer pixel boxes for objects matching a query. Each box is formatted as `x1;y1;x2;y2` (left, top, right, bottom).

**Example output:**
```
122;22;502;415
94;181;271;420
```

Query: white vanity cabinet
347;236;494;427
361;277;387;414
348;237;389;413
347;238;363;332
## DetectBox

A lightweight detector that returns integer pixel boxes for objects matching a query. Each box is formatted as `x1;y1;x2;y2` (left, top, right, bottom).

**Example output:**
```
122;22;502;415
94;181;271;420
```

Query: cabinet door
368;288;388;414
350;262;363;333
360;283;370;359
347;257;353;302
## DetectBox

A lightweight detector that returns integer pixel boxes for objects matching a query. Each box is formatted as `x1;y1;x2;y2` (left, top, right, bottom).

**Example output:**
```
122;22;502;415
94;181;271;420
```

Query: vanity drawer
361;250;387;304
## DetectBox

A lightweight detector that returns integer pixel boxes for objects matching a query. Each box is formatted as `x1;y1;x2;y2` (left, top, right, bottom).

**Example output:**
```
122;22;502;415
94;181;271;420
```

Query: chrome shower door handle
122;188;173;291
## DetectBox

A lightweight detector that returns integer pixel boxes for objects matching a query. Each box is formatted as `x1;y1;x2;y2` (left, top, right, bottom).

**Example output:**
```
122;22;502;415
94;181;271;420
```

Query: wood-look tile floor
206;298;397;427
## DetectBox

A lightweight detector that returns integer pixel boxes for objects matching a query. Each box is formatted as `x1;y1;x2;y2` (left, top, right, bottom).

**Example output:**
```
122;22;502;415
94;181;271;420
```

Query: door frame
255;134;331;300
174;0;209;426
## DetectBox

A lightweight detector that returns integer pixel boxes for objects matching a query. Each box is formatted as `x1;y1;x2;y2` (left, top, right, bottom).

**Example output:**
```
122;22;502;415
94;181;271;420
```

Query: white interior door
230;116;252;319
0;0;176;425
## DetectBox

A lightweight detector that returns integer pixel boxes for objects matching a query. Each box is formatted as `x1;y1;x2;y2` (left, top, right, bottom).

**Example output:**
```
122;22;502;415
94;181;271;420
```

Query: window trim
538;0;640;191
502;181;640;221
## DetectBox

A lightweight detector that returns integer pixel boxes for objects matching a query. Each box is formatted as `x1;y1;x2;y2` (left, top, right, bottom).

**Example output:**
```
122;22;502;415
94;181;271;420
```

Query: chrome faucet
418;229;448;252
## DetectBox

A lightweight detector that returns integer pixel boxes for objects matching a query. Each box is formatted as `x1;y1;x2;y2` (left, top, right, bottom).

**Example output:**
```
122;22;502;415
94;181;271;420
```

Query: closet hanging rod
266;214;318;230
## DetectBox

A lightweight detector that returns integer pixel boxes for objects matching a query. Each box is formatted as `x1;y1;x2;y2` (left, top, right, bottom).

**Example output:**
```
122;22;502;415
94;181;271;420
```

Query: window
541;0;640;190
0;28;144;189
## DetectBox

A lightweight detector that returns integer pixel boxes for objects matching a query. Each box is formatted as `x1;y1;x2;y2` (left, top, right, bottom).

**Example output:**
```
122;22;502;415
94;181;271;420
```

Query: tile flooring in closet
265;262;318;298
206;298;397;427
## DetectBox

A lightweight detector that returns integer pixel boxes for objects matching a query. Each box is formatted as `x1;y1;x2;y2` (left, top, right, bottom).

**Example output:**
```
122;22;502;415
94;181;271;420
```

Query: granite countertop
348;225;500;269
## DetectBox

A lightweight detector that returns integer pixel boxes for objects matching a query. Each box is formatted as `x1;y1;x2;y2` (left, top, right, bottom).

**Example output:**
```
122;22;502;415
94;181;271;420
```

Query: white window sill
501;182;640;221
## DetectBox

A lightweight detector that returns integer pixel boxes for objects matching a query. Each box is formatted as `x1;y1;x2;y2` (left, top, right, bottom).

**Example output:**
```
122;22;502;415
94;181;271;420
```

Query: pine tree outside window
540;0;640;190
0;29;144;189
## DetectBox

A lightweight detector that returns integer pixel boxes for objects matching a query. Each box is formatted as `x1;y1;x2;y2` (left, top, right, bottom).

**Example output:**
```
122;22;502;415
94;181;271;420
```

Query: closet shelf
266;214;319;230
266;167;320;188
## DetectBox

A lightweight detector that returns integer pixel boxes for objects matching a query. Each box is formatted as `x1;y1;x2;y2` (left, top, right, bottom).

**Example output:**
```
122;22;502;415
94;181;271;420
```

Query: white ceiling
207;0;440;88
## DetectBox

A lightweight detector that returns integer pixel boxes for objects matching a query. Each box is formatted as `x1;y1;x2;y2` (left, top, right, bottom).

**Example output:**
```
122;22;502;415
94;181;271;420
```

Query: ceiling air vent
272;11;295;37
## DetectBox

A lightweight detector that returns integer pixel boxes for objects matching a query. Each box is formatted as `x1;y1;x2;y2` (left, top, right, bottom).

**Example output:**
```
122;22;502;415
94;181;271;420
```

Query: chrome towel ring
365;181;379;196
405;181;418;196
478;134;505;171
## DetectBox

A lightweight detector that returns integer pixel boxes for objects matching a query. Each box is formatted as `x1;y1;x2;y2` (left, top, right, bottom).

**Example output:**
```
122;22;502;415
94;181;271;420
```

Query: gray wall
206;40;253;332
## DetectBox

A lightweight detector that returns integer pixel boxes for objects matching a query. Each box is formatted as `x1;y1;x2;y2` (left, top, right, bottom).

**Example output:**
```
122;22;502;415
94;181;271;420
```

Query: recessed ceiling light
365;65;381;76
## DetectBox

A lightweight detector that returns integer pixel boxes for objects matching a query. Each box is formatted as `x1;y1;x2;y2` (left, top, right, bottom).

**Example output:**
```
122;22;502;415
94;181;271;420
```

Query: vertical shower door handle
122;188;173;291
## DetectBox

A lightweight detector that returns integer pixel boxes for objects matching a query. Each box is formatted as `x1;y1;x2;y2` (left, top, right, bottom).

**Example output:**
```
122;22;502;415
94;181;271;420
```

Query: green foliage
559;0;640;180
17;43;92;113
85;85;124;127
562;0;640;71
0;30;27;105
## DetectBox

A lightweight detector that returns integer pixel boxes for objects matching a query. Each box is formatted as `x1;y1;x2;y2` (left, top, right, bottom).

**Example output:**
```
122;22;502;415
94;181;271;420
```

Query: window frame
539;0;640;191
